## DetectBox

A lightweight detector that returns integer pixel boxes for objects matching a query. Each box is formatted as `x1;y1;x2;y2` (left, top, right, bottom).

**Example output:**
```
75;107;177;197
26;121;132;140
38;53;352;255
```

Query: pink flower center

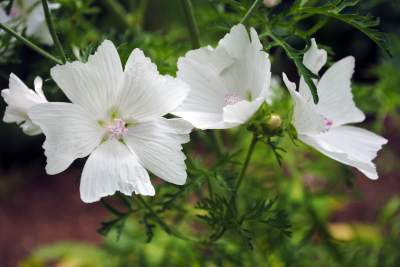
105;118;128;139
224;93;242;106
324;118;333;130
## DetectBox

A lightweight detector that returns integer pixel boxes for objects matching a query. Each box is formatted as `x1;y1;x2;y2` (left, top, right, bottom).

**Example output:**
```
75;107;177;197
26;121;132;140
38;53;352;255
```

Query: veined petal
0;5;9;24
174;24;270;129
298;39;327;102
28;102;104;175
1;73;47;135
125;118;193;185
80;139;155;203
282;73;324;134
303;38;327;75
218;24;250;59
117;48;189;122
223;98;264;126
173;47;230;129
315;56;365;126
50;40;123;119
300;126;387;180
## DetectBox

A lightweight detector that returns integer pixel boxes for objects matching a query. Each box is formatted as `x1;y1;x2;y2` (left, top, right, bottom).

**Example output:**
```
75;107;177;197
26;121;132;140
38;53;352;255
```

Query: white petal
298;39;327;102
125;118;193;185
303;38;327;75
50;40;123;119
1;74;47;135
0;5;9;24
173;47;230;129
28;102;104;175
282;73;325;134
174;25;270;129
223;98;263;126
218;24;250;59
300;126;387;180
313;56;365;126
117;48;189;122
80;139;155;203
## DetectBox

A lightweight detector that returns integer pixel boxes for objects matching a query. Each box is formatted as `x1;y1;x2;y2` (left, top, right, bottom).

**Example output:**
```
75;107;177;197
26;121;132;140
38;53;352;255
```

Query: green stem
266;30;319;103
208;131;224;156
137;196;203;244
239;0;263;25
104;0;131;27
0;23;63;64
180;0;201;49
41;0;67;63
231;134;258;198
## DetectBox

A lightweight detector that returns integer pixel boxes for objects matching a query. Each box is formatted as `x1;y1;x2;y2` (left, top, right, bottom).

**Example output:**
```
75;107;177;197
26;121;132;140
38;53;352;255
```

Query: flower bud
263;0;280;8
261;113;283;135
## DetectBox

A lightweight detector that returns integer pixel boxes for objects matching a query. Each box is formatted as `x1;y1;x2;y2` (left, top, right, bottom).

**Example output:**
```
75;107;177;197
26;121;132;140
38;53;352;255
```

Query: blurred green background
0;0;399;266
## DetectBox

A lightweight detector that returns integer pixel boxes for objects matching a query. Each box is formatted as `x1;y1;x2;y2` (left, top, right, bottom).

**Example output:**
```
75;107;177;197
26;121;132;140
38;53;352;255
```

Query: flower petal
283;73;325;134
28;102;104;175
300;126;387;180
303;38;327;75
315;56;365;126
218;24;250;59
117;48;189;122
223;98;263;126
0;5;9;24
2;73;46;135
125;118;192;185
174;25;270;129
50;40;123;119
173;47;230;129
80;139;155;203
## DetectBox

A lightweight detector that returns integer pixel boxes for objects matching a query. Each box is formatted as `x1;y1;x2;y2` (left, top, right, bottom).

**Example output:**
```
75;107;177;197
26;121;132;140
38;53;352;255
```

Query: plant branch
137;196;203;244
0;23;63;64
240;0;263;24
41;0;67;63
180;0;201;49
104;0;131;27
231;134;258;200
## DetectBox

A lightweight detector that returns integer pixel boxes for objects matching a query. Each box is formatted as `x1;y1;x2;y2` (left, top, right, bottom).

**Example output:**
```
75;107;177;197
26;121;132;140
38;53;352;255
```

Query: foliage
0;0;399;266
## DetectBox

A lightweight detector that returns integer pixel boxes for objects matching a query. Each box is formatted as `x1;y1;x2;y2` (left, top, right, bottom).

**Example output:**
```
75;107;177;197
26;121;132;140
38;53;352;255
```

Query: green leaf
298;0;391;56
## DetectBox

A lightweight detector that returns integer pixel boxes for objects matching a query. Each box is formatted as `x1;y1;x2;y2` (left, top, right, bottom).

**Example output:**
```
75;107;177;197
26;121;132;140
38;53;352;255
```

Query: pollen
105;118;128;139
324;118;333;130
224;93;243;106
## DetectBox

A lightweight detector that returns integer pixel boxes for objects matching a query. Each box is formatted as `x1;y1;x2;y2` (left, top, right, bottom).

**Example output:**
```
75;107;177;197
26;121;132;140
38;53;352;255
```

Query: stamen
105;118;128;139
324;118;333;130
224;93;243;106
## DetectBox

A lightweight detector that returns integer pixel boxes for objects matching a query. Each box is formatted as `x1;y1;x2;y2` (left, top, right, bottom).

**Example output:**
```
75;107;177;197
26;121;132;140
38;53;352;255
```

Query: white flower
28;40;192;203
0;4;9;24
283;39;387;180
3;0;60;45
1;73;47;135
173;24;271;129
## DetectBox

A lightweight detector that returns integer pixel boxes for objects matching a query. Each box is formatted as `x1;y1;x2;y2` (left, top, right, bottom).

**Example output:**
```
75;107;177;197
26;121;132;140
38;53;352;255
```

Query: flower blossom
0;0;59;45
283;39;387;180
1;73;47;135
29;40;192;203
173;24;271;129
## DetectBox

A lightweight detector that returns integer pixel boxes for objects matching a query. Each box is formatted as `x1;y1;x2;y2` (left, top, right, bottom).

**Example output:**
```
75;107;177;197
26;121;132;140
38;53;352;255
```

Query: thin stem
239;0;263;25
208;131;224;156
41;0;67;63
137;196;203;244
104;0;131;27
232;134;258;198
180;0;201;49
0;23;62;64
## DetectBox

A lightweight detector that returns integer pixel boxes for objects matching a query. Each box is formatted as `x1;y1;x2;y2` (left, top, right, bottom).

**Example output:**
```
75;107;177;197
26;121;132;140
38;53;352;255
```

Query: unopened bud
263;0;280;8
267;113;282;129
262;113;283;135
